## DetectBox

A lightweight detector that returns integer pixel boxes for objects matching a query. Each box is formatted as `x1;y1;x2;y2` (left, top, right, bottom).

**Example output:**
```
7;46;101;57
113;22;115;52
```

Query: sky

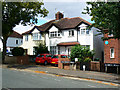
13;1;93;34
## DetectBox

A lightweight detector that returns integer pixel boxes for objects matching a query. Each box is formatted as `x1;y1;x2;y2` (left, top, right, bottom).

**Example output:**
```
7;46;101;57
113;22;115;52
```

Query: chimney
55;12;64;20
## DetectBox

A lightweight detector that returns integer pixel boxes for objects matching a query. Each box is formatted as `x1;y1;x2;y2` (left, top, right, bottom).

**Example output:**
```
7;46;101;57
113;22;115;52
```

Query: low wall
58;57;70;70
5;55;29;65
90;61;104;72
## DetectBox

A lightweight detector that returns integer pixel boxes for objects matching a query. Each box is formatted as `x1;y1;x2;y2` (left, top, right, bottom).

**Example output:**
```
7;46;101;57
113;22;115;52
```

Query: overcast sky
13;1;93;34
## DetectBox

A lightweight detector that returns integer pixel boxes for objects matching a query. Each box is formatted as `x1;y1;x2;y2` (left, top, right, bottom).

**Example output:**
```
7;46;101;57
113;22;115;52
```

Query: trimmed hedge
12;47;24;56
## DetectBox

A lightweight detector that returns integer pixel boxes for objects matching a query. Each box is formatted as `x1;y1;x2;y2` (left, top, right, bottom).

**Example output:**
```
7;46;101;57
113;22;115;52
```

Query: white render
46;23;104;60
21;28;45;55
0;37;23;53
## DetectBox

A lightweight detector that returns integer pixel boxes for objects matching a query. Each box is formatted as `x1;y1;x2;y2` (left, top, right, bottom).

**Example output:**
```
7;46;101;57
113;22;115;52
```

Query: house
21;26;46;55
21;11;104;61
0;31;23;53
32;12;103;60
45;12;104;60
6;31;23;53
104;30;120;74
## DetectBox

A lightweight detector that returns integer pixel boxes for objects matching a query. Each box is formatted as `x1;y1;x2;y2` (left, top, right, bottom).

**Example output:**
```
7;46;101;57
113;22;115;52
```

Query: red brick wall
104;33;120;64
58;56;70;70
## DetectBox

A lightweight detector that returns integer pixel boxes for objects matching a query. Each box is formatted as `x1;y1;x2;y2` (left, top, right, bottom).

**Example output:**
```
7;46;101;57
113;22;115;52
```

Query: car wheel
44;61;48;66
36;63;39;65
55;64;58;67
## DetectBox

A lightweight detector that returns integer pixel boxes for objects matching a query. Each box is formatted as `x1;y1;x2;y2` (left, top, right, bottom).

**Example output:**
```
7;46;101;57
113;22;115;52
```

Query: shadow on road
6;64;38;69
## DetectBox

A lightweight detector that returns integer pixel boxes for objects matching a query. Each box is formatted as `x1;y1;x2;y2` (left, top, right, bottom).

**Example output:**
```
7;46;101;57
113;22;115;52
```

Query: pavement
1;64;120;85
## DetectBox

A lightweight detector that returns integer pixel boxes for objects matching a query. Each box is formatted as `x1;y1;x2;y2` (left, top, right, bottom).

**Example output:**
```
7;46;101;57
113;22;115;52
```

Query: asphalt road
2;68;119;88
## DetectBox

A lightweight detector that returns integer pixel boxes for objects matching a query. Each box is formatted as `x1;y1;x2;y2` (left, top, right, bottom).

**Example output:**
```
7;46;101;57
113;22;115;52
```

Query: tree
1;2;49;63
36;43;49;55
70;45;95;62
82;2;120;39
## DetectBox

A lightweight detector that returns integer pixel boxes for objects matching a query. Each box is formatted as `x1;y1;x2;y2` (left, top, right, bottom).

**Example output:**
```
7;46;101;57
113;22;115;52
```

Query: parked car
35;54;52;65
51;54;69;66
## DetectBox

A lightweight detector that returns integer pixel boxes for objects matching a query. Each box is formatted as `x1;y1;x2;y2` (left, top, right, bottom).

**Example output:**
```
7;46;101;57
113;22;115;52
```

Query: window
25;35;28;41
50;31;61;38
58;47;60;54
50;46;56;55
16;40;18;44
80;28;90;35
110;48;114;58
81;29;86;34
69;30;74;36
33;33;41;40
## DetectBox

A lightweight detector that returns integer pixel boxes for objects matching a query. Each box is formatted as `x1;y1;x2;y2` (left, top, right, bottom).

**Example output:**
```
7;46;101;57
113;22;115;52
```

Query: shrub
12;47;24;56
84;57;92;62
70;45;95;62
36;43;49;55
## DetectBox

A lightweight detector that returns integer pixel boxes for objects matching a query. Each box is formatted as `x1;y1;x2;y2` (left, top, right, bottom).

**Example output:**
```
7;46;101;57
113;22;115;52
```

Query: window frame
69;30;74;36
110;48;114;58
32;33;41;40
25;35;28;41
49;31;61;38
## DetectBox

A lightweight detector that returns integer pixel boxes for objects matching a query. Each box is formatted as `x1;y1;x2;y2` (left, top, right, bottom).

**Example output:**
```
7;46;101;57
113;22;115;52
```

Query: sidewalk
2;64;120;84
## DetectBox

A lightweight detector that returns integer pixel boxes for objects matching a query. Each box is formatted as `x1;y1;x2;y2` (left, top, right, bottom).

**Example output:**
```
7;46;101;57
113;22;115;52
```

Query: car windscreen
46;55;52;57
52;55;58;58
61;55;67;58
37;54;44;57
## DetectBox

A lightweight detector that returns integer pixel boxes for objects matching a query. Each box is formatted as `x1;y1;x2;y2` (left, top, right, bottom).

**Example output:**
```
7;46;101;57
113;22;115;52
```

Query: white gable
78;23;88;28
49;26;59;32
32;28;40;33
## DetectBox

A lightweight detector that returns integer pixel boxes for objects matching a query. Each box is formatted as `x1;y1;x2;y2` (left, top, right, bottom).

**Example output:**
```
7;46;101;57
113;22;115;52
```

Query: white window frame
110;48;114;58
16;40;19;45
50;46;57;55
49;31;61;38
80;27;90;35
33;33;41;40
69;30;74;36
25;35;28;41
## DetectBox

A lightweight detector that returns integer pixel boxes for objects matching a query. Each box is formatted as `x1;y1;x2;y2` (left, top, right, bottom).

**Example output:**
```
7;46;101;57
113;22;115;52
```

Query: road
2;68;119;88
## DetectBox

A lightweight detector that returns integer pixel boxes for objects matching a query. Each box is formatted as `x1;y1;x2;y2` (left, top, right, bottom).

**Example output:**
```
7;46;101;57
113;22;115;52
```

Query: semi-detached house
21;12;104;60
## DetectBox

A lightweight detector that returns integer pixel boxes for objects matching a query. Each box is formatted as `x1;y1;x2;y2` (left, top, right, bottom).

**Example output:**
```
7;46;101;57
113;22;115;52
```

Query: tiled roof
22;20;55;35
22;17;91;35
9;31;23;38
57;42;80;46
53;17;91;30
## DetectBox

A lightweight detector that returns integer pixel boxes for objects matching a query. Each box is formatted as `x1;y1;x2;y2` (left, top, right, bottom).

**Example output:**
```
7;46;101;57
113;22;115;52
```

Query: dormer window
50;31;61;38
80;27;90;35
69;30;74;36
33;33;41;40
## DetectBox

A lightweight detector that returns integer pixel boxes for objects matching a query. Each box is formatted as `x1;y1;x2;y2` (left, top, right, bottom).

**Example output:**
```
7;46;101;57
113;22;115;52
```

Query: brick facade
104;33;120;64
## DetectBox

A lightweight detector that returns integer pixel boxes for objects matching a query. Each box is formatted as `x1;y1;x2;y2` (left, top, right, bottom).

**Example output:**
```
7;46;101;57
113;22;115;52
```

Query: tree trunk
2;38;7;64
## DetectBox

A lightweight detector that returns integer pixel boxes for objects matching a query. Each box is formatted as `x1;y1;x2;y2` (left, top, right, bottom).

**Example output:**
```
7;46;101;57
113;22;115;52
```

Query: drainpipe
77;27;80;42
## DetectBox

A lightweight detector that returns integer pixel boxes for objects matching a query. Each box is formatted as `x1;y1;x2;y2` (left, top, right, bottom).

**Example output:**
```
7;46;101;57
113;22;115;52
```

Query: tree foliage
1;1;48;63
82;2;120;39
70;45;95;62
36;43;49;55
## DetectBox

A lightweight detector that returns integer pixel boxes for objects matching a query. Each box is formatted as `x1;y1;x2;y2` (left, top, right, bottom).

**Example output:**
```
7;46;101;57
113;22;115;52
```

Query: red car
35;54;52;65
51;54;69;66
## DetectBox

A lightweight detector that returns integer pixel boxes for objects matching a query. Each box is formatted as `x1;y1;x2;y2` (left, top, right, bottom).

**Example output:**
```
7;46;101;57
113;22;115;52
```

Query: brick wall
104;33;120;64
58;56;70;70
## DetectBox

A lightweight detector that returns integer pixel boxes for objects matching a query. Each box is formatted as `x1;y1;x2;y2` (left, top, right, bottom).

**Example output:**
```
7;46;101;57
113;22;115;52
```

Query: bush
36;43;49;55
84;57;92;62
12;47;24;56
70;45;95;62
